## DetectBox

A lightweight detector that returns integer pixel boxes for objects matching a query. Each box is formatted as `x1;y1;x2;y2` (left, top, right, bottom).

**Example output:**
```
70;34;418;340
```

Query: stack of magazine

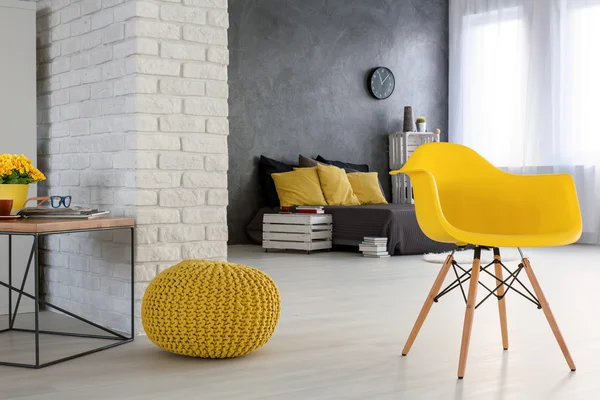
18;207;110;219
359;237;389;258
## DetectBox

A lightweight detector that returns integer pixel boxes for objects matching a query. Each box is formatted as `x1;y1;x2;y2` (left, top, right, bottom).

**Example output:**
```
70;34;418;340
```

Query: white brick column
35;0;229;334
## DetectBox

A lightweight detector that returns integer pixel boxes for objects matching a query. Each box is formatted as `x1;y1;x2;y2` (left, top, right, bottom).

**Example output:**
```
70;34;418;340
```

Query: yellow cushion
271;167;327;206
316;164;360;206
347;172;388;204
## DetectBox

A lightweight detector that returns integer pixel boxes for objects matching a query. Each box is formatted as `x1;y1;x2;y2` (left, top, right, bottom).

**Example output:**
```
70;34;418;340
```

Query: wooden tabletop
0;217;134;233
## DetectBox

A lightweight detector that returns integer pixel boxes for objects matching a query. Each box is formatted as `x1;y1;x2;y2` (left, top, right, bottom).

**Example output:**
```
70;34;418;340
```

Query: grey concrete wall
228;0;449;243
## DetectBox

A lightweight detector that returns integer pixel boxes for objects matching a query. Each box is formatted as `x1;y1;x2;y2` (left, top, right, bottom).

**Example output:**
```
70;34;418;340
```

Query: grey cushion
298;154;324;168
316;155;369;172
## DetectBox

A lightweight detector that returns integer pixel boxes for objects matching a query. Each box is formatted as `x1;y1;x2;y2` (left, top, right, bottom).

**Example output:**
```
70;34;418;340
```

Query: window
561;1;600;165
450;0;600;243
460;8;527;166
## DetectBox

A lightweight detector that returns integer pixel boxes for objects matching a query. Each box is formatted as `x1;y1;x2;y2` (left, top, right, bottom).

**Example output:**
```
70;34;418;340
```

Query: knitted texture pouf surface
142;260;281;358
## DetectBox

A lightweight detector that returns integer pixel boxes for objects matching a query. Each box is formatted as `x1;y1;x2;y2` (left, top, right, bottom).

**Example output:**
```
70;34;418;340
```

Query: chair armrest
510;173;577;207
506;172;582;234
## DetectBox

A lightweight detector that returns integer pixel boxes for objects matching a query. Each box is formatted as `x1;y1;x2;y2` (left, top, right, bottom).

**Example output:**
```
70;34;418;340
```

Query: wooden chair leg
522;258;576;371
402;254;453;356
457;248;482;379
494;249;509;350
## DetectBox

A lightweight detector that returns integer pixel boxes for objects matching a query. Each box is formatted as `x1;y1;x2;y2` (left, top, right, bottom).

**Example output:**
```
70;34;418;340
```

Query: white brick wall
35;0;229;335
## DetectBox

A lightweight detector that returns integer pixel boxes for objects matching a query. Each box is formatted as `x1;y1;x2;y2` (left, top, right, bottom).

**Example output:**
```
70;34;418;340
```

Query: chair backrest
401;142;503;184
399;142;500;242
399;142;582;244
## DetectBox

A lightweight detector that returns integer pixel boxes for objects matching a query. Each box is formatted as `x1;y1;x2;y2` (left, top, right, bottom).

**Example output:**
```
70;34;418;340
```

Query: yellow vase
0;184;29;211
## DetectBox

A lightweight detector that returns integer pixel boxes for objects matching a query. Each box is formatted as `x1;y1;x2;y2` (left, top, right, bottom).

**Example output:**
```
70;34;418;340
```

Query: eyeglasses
49;195;72;208
27;196;72;209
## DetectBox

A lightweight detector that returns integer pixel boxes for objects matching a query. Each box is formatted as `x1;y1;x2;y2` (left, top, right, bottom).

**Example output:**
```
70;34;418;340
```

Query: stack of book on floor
18;207;110;219
280;206;325;214
359;236;389;258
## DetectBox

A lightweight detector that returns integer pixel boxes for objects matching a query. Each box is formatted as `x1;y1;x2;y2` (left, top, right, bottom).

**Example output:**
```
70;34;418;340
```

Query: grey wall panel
0;2;37;314
228;0;449;244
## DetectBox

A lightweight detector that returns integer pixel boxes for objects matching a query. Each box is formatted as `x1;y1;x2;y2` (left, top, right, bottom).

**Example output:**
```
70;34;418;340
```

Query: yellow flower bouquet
0;154;45;184
0;154;46;211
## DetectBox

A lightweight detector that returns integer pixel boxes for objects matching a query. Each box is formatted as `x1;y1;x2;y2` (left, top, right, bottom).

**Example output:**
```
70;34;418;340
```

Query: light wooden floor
0;245;599;399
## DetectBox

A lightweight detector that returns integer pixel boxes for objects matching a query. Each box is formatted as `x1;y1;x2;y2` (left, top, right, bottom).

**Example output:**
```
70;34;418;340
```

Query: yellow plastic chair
390;142;582;379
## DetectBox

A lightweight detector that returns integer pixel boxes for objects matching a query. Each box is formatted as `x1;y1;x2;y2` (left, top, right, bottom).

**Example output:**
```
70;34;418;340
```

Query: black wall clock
368;67;395;100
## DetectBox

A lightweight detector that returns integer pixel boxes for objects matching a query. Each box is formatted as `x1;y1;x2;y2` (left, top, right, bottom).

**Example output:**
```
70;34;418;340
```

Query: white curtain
450;0;600;244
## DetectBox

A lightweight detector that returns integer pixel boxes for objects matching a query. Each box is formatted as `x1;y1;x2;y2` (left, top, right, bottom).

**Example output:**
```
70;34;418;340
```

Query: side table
0;217;135;369
263;213;332;254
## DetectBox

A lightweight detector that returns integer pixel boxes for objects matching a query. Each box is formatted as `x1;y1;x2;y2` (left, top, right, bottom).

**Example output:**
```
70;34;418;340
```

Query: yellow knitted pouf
141;260;281;358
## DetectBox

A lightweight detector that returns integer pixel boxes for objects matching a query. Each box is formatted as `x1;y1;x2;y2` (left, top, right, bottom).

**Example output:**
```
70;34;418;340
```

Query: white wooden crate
263;214;333;253
389;131;440;204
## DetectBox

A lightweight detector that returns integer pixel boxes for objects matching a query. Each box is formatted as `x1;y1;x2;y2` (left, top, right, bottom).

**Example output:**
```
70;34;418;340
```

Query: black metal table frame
0;225;135;369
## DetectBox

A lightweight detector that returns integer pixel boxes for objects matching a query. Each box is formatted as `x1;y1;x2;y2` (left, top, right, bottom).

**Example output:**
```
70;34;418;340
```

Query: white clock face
370;67;395;100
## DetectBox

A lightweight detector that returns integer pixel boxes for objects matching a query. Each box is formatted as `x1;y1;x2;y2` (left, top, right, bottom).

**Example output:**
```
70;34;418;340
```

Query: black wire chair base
433;252;541;310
